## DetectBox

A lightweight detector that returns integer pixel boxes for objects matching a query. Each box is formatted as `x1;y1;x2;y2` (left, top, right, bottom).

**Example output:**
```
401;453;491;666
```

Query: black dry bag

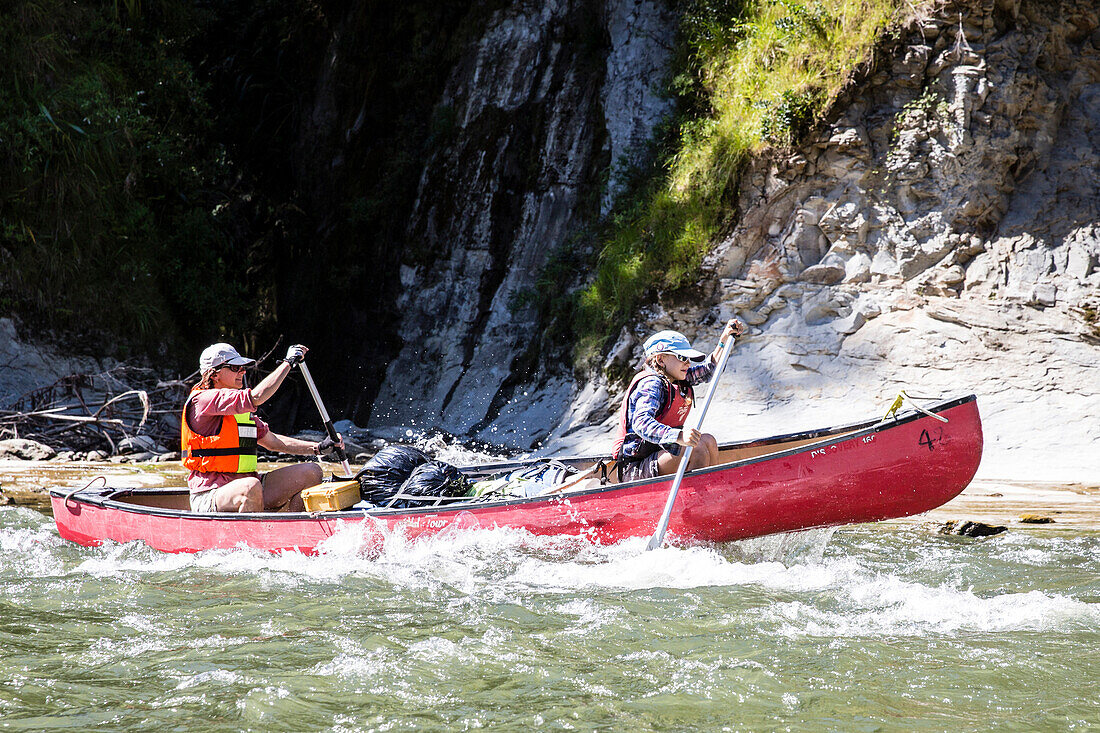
355;445;431;502
390;460;471;507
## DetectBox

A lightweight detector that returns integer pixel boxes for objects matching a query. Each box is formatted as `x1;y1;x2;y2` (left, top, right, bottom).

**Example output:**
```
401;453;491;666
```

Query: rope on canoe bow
64;476;107;507
876;391;950;427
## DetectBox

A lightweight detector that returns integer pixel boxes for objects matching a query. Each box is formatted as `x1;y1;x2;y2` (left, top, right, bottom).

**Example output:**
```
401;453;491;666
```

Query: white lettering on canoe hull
810;433;874;459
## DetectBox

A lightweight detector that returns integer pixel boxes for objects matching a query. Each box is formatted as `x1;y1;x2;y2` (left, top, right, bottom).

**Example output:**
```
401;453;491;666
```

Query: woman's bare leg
656;450;681;476
262;462;322;511
655;434;721;476
214;477;264;512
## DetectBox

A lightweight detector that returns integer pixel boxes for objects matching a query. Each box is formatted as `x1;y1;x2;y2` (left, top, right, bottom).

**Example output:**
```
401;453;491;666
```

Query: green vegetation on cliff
0;1;249;358
573;0;917;360
0;0;525;380
1;0;923;378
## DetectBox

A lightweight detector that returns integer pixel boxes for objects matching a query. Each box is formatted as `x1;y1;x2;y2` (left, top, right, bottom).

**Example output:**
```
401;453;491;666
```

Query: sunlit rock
0;439;57;461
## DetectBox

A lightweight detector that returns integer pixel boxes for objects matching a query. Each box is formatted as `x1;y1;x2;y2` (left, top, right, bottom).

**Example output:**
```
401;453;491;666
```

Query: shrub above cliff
572;0;918;362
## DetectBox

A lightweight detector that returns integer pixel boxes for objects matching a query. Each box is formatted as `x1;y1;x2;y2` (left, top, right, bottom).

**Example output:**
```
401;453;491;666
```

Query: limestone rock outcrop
557;0;1100;481
6;0;1096;484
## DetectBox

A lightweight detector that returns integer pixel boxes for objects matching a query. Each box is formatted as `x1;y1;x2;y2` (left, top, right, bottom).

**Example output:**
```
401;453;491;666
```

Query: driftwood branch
93;389;150;428
0;364;191;455
3;413;127;426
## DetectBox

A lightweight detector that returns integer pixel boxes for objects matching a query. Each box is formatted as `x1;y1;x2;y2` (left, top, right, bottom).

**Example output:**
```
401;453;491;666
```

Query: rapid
1;459;1098;731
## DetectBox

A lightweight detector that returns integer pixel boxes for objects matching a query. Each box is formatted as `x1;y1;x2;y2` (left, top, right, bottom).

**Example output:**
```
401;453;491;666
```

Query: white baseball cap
643;330;707;361
199;343;255;373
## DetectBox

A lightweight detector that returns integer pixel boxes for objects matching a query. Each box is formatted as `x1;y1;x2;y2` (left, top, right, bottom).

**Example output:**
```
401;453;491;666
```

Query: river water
1;462;1099;731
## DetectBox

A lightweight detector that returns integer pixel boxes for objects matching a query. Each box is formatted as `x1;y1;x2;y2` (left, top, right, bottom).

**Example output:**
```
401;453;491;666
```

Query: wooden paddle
645;333;738;551
298;362;352;477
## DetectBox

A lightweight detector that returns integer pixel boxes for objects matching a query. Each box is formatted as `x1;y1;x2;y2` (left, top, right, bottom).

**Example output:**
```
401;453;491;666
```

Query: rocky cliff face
365;0;676;445
561;0;1100;480
5;0;1096;481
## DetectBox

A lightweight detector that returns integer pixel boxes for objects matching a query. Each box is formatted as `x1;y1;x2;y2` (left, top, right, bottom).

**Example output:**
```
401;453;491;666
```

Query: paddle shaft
298;362;352;476
645;337;737;551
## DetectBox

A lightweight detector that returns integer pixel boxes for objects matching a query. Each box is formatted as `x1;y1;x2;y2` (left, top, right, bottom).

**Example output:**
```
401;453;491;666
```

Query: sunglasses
671;354;691;364
219;363;248;373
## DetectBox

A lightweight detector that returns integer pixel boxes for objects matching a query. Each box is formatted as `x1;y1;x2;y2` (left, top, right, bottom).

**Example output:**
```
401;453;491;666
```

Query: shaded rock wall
0;319;106;405
366;0;676;446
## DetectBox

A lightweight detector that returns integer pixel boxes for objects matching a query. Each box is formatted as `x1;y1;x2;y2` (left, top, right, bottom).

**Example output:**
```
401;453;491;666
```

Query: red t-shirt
185;388;270;494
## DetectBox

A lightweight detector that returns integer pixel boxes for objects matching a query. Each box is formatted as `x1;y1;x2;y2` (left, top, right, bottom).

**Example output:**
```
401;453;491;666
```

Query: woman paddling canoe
181;343;342;513
612;320;745;482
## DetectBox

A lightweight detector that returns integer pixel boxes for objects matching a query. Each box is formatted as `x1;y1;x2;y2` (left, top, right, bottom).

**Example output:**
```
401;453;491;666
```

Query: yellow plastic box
301;480;360;512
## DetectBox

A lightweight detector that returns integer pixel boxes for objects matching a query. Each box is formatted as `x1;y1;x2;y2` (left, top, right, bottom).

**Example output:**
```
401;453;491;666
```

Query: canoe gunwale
49;395;978;523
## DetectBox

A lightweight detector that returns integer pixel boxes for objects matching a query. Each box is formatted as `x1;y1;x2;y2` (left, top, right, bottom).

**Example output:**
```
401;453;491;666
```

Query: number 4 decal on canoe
919;426;944;451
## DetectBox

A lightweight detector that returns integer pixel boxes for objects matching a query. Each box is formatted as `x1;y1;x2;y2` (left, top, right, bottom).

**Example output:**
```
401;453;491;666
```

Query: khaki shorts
189;488;220;513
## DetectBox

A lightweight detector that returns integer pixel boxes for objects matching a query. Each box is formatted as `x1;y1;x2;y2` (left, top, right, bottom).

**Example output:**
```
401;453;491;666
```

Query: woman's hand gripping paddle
645;326;740;551
298;362;352;477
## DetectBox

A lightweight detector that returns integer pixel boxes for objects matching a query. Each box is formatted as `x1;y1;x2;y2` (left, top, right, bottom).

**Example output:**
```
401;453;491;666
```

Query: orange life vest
180;387;258;474
612;370;694;460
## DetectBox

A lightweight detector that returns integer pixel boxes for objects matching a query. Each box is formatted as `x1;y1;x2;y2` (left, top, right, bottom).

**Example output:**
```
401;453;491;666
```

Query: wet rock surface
368;0;676;446
939;520;1008;537
1018;514;1055;524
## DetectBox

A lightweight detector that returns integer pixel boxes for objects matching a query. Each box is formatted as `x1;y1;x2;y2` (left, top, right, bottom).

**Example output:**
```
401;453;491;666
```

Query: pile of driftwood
0;365;198;458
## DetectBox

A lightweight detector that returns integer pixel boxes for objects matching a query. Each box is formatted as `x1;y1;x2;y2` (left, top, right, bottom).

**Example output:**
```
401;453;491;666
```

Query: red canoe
50;395;983;553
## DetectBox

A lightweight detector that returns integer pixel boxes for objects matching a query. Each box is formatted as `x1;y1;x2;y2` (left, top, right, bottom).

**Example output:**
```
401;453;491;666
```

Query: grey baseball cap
199;343;256;373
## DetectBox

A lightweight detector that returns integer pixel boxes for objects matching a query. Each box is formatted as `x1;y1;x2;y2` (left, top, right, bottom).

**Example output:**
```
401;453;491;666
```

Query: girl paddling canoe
612;320;745;482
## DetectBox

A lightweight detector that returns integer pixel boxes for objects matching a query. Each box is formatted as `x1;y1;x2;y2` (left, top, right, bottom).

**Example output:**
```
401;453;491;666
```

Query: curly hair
195;369;217;390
